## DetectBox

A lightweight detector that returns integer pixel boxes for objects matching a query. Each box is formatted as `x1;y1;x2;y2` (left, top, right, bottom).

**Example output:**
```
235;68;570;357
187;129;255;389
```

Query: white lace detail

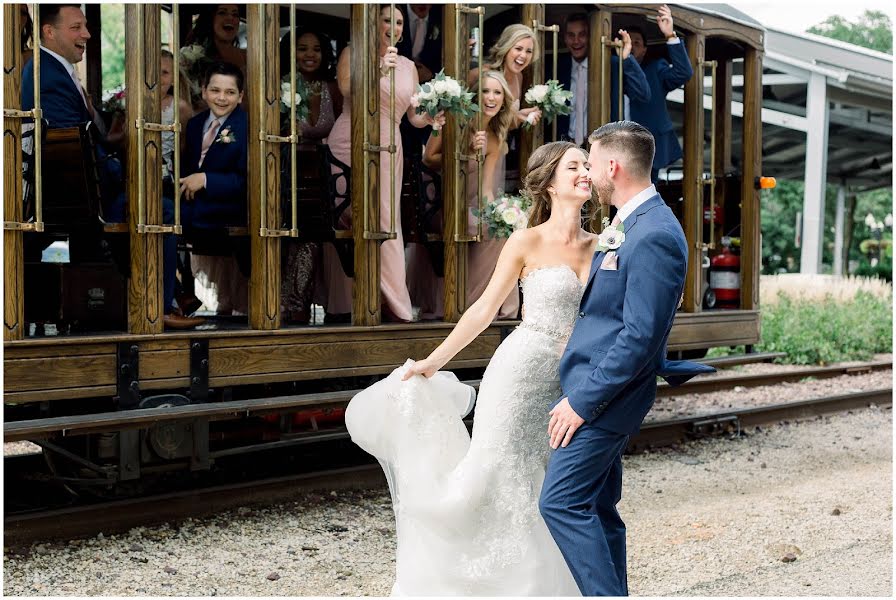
345;265;584;595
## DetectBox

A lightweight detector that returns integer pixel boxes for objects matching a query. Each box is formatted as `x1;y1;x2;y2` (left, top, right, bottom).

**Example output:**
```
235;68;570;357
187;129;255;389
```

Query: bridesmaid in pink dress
422;72;518;320
316;5;443;322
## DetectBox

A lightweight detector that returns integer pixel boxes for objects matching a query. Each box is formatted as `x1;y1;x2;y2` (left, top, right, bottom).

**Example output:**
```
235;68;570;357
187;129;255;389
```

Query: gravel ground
649;368;892;421
4;405;891;596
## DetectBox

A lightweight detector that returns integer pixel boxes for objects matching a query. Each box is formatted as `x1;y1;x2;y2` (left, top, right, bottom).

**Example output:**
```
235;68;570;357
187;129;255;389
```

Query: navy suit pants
540;424;630;596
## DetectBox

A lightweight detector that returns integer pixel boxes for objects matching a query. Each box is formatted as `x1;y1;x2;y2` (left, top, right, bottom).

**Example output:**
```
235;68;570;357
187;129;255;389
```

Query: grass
707;275;892;365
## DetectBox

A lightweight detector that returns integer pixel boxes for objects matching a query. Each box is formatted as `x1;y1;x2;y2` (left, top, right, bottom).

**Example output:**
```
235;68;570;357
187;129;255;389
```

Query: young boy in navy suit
163;61;247;328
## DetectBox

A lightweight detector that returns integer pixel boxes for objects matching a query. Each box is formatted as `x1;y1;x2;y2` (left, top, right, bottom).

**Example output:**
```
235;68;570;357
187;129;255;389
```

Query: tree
808;10;892;53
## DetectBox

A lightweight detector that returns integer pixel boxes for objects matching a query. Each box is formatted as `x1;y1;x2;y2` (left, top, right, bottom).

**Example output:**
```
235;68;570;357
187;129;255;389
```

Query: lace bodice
518;265;586;342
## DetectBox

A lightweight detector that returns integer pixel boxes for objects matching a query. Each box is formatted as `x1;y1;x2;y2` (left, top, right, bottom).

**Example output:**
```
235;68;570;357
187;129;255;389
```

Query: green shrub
757;290;892;365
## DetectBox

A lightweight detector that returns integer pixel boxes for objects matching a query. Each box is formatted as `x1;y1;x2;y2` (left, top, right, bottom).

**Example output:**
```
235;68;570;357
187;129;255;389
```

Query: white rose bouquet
523;79;572;127
280;77;311;123
411;70;478;136
473;192;532;239
101;85;126;115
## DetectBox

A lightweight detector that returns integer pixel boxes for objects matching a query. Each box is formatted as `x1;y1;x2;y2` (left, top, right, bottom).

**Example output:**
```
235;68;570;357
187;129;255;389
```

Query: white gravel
649;369;892;421
3;404;891;596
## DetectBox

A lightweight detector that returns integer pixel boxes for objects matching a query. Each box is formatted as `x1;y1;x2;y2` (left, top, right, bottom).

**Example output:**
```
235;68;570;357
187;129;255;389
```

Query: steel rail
5;388;890;549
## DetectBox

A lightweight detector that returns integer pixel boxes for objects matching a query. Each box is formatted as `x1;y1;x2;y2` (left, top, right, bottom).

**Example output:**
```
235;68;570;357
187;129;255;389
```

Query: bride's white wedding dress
346;265;585;595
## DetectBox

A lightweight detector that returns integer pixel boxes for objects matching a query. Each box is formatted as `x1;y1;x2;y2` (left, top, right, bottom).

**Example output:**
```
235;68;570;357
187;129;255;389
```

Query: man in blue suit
163;61;248;328
555;14;650;146
22;5;94;129
628;5;694;182
539;121;714;596
398;4;443;155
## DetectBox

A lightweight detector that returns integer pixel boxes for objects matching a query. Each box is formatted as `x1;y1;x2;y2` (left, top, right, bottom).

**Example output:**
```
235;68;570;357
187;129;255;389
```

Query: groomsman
398;4;443;156
626;5;694;181
556;13;650;147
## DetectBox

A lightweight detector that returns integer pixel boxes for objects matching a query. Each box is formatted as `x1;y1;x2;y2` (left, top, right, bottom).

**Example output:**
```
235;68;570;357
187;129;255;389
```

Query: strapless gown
346;265;585;595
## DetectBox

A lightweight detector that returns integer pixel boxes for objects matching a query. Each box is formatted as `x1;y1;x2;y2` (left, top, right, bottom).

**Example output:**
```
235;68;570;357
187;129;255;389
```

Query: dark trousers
539;423;630;596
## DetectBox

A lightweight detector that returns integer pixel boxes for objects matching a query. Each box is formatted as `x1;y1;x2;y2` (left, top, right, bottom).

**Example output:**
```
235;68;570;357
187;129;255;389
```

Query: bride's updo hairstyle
521;141;579;228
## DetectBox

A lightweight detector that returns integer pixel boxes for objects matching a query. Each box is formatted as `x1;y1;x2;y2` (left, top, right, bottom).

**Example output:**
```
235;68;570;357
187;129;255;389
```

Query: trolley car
3;3;766;489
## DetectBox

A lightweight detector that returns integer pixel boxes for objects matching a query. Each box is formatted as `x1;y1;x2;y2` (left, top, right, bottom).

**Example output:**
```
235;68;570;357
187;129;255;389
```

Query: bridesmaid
421;71;517;320
279;29;342;325
468;24;543;130
317;4;443;323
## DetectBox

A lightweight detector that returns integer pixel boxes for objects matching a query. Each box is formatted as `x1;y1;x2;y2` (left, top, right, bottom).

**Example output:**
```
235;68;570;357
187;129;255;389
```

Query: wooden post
442;4;468;322
588;9;613;230
351;4;382;326
740;47;763;311
519;4;544;172
246;4;281;330
4;4;24;340
681;33;705;313
125;5;164;334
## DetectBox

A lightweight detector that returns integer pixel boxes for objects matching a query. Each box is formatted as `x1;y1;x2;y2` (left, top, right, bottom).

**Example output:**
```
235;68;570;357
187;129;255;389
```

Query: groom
539;121;714;595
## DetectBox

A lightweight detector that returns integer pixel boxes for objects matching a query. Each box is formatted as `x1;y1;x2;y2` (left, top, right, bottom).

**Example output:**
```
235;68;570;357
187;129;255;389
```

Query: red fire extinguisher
709;237;740;309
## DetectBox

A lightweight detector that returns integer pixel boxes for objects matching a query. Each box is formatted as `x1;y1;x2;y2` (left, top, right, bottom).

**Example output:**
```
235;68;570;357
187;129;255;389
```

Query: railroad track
5;385;891;550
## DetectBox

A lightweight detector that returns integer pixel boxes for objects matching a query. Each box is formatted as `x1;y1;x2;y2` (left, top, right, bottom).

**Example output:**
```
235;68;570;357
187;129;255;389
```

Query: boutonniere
597;216;625;252
429;25;439;41
215;126;235;144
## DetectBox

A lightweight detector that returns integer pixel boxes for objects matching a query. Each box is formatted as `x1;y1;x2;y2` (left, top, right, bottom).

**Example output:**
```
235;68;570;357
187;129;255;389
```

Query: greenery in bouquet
279;75;311;124
473;192;532;239
101;85;126;115
179;43;212;102
411;70;478;136
523;80;572;127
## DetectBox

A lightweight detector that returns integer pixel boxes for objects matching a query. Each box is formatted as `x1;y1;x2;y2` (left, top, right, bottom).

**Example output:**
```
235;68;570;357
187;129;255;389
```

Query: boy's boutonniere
215;126;235;145
429;25;440;41
597;216;625;252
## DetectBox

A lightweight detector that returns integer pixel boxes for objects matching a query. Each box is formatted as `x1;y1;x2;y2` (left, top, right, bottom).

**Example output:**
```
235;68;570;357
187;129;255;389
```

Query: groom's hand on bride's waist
548;398;585;449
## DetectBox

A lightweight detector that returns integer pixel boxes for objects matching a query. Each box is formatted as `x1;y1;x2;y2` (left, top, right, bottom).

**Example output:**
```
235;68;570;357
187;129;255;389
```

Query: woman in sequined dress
278;29;342;324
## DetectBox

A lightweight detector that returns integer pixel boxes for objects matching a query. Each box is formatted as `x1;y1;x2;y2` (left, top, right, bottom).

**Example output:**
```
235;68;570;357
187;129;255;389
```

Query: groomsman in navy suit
555;13;650;146
627;5;694;181
397;4;443;156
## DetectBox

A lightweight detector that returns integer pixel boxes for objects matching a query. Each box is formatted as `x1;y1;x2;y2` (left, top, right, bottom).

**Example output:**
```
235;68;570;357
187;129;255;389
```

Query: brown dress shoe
164;313;206;330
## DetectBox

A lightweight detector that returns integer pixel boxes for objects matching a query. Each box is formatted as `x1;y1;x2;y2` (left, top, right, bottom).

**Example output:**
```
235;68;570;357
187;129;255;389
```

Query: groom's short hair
588;121;655;180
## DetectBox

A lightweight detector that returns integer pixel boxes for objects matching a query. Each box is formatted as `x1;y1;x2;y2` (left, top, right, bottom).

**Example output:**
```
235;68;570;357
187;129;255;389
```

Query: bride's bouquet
411;70;478;136
523;80;572;127
280;76;311;123
473;192;532;239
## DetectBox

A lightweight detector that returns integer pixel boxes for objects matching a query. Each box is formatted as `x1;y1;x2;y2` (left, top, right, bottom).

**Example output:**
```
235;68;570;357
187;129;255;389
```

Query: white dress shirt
568;57;587;142
615;184;657;224
406;7;429;54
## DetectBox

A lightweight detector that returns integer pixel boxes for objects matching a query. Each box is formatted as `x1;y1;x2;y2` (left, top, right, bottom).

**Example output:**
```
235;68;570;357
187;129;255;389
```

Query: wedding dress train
346;265;585;595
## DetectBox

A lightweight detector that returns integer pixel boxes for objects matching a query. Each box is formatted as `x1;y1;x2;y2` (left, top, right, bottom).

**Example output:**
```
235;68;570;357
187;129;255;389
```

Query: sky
726;0;894;35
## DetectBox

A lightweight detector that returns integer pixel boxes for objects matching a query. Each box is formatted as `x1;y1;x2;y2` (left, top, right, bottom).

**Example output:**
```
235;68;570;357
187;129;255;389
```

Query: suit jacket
181;106;248;227
559;194;714;434
629;41;694;170
395;8;442;76
22;48;91;129
555;53;650;143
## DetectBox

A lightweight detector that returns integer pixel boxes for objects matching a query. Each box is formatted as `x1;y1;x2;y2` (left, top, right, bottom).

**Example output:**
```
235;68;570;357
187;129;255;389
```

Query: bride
346;141;596;595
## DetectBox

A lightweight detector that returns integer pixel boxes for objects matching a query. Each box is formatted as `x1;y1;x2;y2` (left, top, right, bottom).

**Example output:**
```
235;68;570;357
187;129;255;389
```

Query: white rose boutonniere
429;25;440;41
597;218;625;252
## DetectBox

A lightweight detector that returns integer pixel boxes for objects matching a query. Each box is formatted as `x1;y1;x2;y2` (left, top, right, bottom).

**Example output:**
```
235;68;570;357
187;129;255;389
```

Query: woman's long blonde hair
461;71;515;156
485;24;540;72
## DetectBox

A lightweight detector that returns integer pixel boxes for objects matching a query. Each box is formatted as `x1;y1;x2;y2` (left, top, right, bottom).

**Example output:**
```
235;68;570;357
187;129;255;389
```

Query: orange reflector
758;176;776;189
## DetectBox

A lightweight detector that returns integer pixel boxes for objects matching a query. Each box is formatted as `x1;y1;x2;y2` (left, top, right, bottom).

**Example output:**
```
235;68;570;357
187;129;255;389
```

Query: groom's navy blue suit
540;192;714;595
